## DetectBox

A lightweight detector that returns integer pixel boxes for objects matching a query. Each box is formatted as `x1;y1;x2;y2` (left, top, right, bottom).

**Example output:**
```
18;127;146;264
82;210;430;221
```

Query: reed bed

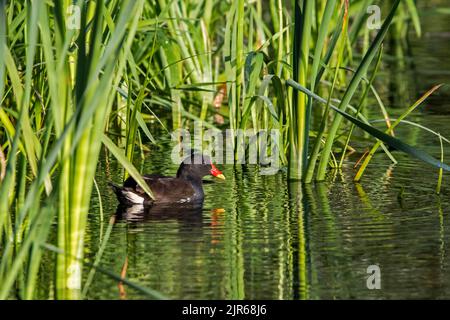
0;0;447;299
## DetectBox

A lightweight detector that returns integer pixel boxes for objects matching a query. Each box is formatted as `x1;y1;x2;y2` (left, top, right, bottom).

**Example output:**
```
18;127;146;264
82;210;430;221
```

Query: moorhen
111;153;225;206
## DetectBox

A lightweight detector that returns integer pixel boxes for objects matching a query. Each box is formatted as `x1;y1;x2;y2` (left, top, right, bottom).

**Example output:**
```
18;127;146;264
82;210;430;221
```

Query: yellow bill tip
215;173;226;180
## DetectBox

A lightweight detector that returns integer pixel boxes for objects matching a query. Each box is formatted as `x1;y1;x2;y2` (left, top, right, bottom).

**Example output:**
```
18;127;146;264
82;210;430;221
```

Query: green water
39;5;450;299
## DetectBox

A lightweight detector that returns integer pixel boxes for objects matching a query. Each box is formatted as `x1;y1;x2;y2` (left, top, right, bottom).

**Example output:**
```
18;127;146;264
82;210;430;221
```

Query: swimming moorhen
110;153;225;206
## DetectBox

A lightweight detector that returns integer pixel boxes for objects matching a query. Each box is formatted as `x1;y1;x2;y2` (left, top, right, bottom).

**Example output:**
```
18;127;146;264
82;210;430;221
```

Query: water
52;5;450;299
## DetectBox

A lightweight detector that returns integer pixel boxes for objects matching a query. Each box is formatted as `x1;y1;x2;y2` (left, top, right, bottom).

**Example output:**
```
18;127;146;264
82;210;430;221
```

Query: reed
0;0;447;300
0;0;154;299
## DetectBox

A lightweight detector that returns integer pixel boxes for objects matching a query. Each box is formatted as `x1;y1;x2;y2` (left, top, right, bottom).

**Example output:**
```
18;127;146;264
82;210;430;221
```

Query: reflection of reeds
82;215;116;297
288;182;309;299
437;198;445;271
0;0;437;300
225;169;245;299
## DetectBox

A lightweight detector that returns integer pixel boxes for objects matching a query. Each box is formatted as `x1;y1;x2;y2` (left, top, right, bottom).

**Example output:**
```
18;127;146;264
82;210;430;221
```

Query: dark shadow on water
115;203;204;225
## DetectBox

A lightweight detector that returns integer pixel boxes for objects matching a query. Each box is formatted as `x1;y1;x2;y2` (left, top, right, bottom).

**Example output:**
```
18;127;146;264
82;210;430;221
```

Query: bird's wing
124;175;196;202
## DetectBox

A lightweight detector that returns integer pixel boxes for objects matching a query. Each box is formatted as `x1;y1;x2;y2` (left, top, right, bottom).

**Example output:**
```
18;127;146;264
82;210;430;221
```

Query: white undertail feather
123;190;145;204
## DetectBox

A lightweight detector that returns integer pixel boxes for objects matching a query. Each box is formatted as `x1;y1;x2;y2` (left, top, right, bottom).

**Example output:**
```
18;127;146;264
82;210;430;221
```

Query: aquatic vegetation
0;0;153;299
0;0;447;300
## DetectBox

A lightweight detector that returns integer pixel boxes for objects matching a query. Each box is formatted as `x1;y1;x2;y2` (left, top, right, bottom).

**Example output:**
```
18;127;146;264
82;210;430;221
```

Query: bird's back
113;174;200;205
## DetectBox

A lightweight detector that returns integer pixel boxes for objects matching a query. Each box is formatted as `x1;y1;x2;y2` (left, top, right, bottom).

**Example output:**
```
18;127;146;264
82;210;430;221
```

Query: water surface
51;4;450;300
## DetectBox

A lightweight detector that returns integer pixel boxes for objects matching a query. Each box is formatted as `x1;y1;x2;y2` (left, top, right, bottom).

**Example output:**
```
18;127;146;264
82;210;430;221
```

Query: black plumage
110;153;224;206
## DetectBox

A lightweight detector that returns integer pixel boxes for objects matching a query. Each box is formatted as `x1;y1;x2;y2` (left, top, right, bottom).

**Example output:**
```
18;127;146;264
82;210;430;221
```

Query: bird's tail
108;182;123;197
109;181;146;205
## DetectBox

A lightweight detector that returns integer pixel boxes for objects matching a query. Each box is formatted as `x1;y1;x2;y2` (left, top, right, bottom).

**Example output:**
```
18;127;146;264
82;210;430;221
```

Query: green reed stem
317;0;401;181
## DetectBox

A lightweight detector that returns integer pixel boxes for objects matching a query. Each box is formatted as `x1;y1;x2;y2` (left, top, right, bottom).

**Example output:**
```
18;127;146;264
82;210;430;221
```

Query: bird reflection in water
114;203;225;299
115;202;204;224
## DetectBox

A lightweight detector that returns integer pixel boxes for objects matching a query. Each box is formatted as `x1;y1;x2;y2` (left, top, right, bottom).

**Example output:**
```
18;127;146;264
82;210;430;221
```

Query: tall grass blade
316;0;401;181
102;134;154;198
287;80;450;173
355;84;444;181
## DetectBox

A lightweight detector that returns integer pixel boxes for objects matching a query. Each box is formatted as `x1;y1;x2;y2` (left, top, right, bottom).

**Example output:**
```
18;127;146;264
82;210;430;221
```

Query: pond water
42;5;450;299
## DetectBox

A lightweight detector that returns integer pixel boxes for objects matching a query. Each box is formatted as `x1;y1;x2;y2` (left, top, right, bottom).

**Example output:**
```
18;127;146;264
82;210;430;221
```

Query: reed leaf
102;134;154;198
316;0;401;181
287;80;450;174
354;84;444;181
